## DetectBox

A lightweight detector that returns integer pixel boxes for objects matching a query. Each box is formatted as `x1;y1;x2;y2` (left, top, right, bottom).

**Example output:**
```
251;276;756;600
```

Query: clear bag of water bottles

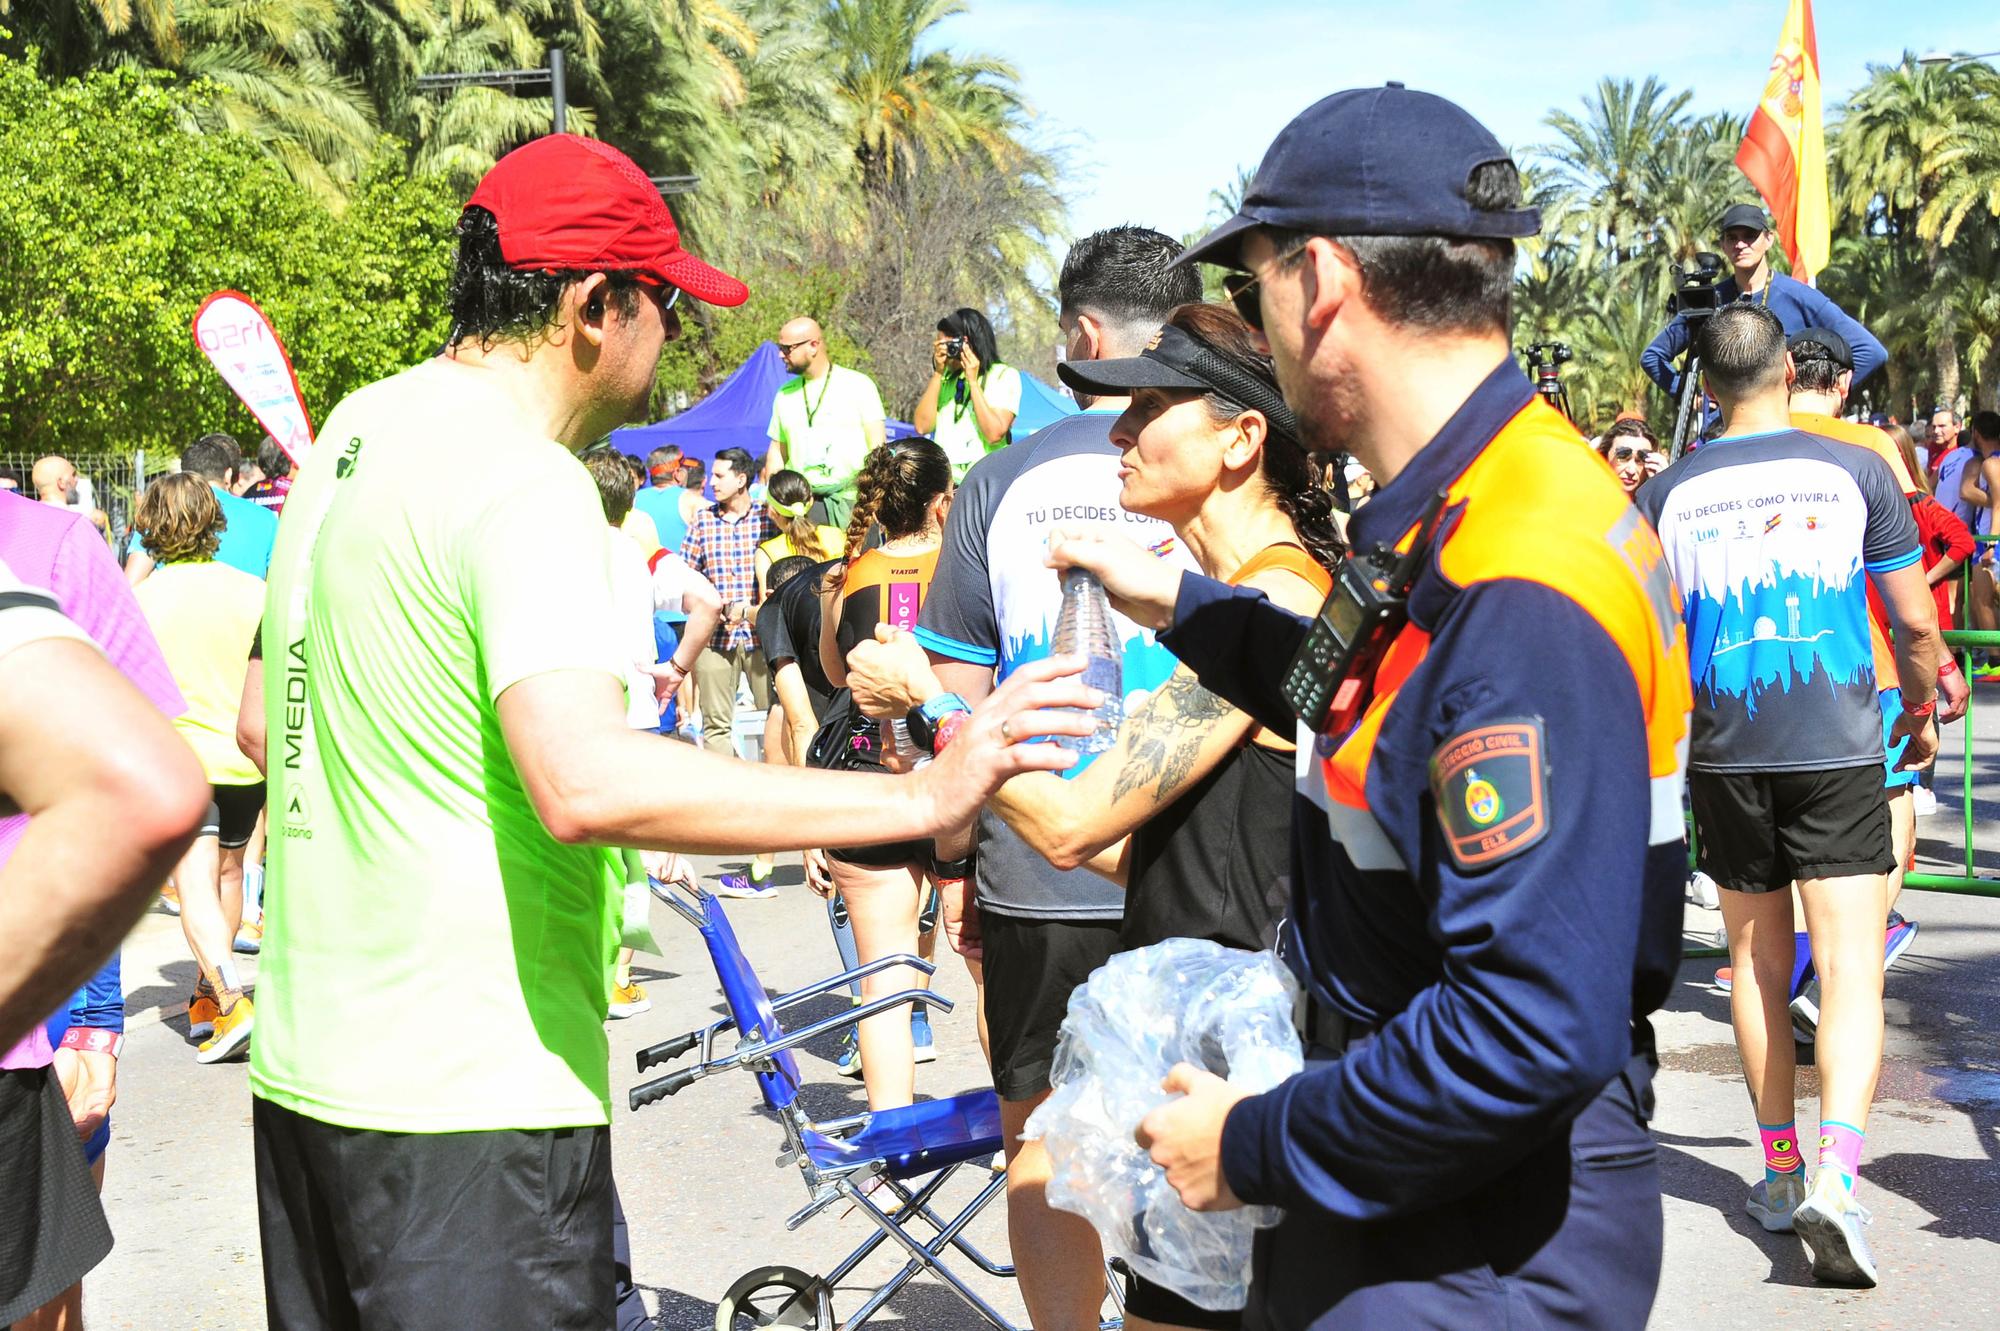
1022;939;1303;1311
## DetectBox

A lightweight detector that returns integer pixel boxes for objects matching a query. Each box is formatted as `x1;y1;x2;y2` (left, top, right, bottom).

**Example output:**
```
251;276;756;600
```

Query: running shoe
196;996;254;1064
834;1029;863;1079
233;920;263;955
1746;1172;1808;1233
608;982;651;1020
159;883;181;916
1884;912;1919;971
1910;783;1939;817
1713;967;1733;994
712;871;778;900
1972;660;2000;683
186;990;220;1042
911;1009;936;1064
1792;1172;1879;1287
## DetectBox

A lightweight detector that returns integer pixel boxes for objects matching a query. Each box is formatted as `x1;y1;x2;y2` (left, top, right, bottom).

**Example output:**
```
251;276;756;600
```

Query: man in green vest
766;316;886;527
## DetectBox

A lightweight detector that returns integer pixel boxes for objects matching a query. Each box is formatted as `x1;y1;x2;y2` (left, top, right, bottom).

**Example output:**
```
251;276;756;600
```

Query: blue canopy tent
1014;368;1077;437
613;343;1078;478
612;341;790;474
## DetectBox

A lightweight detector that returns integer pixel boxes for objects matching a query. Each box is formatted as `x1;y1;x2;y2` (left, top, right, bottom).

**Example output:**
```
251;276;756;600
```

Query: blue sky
938;0;2000;242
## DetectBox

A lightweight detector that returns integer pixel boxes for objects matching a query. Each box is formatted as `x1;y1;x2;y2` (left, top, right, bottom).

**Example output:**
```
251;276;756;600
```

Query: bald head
776;316;828;376
31;455;75;502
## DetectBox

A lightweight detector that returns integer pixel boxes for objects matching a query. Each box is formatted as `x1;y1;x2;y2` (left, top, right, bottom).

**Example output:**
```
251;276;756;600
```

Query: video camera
1667;252;1730;317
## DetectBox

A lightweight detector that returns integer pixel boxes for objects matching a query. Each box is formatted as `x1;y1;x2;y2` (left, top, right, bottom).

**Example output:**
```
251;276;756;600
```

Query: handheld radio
1282;491;1450;734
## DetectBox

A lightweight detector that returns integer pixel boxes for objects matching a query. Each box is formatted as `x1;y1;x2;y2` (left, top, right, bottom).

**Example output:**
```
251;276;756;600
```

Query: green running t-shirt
252;359;627;1133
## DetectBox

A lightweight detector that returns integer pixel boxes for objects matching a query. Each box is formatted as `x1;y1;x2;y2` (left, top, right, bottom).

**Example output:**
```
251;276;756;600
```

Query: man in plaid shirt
679;447;779;758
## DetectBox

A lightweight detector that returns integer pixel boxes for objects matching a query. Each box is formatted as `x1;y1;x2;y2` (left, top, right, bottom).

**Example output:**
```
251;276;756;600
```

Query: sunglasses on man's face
776;338;817;356
1220;241;1314;332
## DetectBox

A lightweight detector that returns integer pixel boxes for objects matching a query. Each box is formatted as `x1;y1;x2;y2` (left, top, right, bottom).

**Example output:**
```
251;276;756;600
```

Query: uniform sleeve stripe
1864;547;1923;574
912;626;998;666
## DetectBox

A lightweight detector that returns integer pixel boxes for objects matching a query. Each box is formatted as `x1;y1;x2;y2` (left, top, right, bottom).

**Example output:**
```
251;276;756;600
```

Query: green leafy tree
0;55;455;458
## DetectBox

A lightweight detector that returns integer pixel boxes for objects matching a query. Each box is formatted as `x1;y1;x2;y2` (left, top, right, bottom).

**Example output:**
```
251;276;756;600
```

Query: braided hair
1169;302;1345;573
839;437;953;562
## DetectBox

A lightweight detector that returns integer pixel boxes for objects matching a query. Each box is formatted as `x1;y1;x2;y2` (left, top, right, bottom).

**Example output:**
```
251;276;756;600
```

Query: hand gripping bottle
1051;568;1124;754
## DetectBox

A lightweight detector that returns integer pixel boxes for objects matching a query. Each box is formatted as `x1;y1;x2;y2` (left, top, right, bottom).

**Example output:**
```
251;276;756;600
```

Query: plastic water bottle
1051;568;1123;754
890;718;929;770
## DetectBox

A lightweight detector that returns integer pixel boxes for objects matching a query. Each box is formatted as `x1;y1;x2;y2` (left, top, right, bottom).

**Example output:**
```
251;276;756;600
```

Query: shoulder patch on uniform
1429;717;1550;871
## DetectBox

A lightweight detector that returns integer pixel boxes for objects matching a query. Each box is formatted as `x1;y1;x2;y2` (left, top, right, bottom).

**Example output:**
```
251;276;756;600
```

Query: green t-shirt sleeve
461;453;622;704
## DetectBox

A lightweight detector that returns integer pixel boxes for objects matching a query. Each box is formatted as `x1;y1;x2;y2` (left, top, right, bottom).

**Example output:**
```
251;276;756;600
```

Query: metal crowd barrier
1904;533;2000;897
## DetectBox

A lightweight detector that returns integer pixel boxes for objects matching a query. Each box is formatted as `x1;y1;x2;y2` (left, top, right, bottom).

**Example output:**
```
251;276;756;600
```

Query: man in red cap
251;134;1099;1330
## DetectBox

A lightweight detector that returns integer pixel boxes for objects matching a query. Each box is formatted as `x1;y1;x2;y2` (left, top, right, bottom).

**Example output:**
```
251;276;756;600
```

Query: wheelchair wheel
714;1264;829;1330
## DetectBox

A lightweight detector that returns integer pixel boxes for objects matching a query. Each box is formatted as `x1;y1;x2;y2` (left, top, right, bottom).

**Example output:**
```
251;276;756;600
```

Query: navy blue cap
1180;83;1539;269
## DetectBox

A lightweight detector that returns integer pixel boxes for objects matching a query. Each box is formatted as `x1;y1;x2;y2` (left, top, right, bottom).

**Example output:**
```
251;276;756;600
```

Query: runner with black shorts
1638;304;1943;1287
845;304;1339;1331
905;226;1203;1330
814;438;954;1111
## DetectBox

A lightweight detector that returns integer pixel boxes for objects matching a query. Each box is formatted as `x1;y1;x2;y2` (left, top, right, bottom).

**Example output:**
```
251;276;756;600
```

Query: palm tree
819;0;1033;194
1648;111;1748;267
1833;54;1993;405
1918;60;2000;250
1535;76;1693;270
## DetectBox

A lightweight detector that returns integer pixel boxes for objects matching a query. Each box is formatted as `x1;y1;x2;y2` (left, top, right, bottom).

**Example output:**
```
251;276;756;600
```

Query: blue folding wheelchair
631;877;1125;1330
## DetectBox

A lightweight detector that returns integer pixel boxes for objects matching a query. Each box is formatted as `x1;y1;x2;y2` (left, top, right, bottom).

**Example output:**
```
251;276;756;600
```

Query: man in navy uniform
1055;85;1693;1329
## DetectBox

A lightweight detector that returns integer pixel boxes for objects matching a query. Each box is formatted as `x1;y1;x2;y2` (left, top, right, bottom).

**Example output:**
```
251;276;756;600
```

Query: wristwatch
905;693;971;755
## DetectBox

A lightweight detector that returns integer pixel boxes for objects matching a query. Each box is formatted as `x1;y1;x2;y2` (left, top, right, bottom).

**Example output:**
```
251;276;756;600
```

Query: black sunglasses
1220;241;1313;331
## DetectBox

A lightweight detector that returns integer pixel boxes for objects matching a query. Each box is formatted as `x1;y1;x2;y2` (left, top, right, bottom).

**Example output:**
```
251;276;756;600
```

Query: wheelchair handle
629;1066;701;1110
635;1030;701;1072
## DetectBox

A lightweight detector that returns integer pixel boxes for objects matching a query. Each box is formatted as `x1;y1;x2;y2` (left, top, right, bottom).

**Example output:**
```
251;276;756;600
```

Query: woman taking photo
130;473;267;1064
814;438;956;1110
912;307;1020;477
841;305;1338;1331
756;469;844;600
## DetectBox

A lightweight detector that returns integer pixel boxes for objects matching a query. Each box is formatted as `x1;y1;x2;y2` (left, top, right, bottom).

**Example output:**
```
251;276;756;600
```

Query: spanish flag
1735;0;1830;280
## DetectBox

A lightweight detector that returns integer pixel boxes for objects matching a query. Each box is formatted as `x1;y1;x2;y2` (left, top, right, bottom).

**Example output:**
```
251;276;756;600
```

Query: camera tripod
1668;347;1706;460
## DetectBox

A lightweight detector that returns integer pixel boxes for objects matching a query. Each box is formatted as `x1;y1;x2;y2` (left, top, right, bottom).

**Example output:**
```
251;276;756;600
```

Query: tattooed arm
986;663;1259;880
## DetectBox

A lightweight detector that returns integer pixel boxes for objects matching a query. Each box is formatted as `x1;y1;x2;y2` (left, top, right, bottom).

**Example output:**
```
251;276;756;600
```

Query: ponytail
768;470;834;561
840;446;897;565
1268;453;1346;574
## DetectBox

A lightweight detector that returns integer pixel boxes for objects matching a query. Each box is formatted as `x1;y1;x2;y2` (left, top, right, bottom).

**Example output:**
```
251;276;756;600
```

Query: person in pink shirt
0;489;206;1328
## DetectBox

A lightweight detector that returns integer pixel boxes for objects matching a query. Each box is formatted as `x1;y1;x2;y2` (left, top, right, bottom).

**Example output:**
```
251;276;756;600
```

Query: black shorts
253;1097;613;1331
1689;763;1894;893
1121;1263;1242;1329
199;782;266;850
980;911;1121;1101
0;1067;113;1324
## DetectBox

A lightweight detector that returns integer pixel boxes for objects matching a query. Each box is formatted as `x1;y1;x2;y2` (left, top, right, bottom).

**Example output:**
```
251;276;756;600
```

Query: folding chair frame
632;878;1125;1331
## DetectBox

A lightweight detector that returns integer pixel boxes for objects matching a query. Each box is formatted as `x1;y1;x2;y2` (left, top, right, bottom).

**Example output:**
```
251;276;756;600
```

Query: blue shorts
1880;687;1917;789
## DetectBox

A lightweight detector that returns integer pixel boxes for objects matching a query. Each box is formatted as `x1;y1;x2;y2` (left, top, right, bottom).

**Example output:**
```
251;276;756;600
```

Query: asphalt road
71;709;2000;1329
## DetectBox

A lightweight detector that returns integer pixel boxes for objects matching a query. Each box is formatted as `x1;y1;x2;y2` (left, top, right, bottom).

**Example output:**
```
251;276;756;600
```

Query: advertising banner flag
192;291;314;464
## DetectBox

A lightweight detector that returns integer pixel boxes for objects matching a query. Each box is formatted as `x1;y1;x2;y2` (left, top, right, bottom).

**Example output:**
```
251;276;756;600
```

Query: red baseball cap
465;134;749;307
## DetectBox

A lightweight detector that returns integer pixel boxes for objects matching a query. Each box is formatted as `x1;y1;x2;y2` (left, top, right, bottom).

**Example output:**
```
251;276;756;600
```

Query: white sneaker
1792;1173;1878;1287
1745;1172;1807;1232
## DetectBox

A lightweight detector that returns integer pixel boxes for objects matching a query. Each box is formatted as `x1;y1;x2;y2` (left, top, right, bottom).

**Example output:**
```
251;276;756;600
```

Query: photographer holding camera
1642;203;1884;404
913;307;1021;477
